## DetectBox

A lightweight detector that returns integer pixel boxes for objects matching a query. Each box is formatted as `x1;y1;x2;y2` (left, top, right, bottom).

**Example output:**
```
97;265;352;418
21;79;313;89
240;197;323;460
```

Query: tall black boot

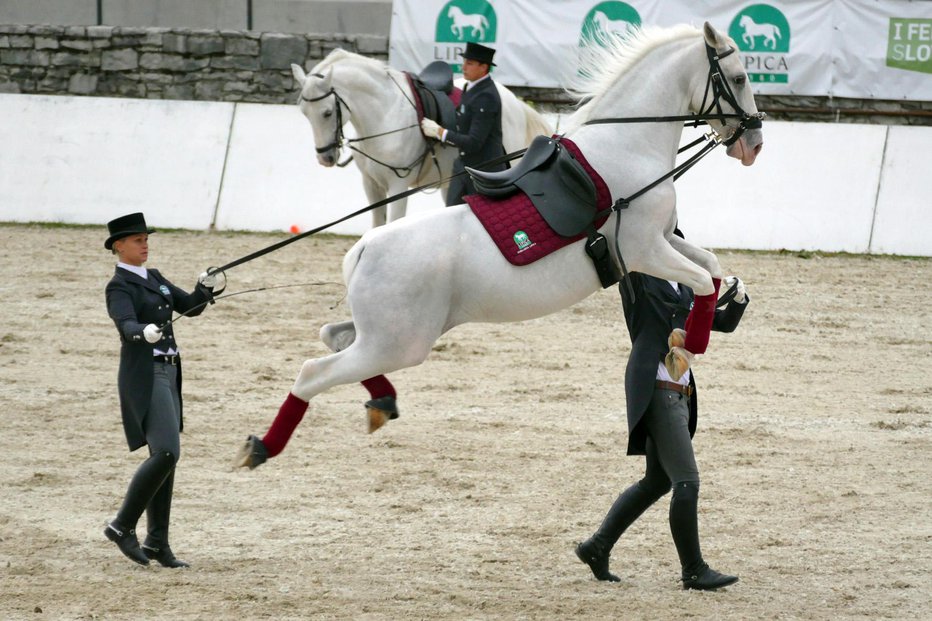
142;469;189;568
577;481;666;582
105;451;175;566
669;481;738;591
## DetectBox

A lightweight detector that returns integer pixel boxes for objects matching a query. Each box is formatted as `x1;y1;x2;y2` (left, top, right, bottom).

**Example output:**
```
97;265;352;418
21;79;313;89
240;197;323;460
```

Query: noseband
300;75;352;157
699;45;763;146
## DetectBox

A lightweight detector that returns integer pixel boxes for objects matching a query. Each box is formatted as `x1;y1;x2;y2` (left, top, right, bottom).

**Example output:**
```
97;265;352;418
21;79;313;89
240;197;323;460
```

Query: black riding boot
577;481;666;581
142;469;189;568
105;451;175;565
669;481;738;590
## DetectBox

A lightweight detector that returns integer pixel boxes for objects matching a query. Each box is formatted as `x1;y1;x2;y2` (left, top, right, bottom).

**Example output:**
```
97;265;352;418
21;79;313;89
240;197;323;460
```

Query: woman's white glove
420;118;444;141
724;275;747;303
198;271;218;289
143;323;162;344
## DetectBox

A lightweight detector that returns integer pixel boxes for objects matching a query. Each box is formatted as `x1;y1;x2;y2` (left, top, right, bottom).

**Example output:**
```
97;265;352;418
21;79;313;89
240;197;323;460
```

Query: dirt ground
0;223;929;620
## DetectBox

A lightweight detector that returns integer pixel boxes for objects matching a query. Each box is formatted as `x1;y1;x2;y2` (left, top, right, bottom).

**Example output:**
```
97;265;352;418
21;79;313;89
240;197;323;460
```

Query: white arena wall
0;93;929;256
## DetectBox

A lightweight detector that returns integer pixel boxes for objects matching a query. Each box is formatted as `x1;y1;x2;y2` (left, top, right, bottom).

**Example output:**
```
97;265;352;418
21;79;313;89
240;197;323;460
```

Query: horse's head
292;63;345;167
698;22;763;166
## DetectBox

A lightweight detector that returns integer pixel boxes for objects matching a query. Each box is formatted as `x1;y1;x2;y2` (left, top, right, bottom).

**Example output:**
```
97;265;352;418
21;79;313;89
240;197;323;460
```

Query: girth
467;135;598;238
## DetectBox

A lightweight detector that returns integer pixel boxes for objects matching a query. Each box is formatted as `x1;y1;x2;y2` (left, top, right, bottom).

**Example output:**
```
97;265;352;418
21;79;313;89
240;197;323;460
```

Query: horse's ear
702;22;725;49
291;63;307;87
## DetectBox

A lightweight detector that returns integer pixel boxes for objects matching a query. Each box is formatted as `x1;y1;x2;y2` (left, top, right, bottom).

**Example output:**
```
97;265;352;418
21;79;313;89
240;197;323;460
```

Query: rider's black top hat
460;42;496;67
105;212;155;250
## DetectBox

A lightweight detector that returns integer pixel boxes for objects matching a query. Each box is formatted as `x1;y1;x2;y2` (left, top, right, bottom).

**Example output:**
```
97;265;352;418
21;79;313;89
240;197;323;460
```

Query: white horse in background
739;15;782;50
593;10;634;39
292;50;552;227
448;6;489;41
238;23;763;467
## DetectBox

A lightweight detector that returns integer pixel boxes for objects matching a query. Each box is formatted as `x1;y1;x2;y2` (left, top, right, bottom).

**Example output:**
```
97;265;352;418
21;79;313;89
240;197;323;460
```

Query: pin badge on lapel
159;285;170;296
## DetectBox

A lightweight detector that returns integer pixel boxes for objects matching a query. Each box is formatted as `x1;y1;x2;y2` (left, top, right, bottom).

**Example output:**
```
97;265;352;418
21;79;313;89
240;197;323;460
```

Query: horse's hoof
234;434;268;469
365;396;399;434
668;328;686;350
664;347;694;382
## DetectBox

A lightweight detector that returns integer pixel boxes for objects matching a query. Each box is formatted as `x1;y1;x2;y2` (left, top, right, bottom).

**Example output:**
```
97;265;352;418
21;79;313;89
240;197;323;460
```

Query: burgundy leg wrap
361;375;396;399
261;392;309;458
683;277;722;355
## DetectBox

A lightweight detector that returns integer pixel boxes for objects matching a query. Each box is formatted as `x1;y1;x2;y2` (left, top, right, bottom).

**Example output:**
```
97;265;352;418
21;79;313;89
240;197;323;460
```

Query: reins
218;43;764;304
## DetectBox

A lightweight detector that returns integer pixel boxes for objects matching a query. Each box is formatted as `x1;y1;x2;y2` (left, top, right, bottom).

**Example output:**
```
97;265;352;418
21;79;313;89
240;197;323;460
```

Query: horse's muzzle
726;128;763;166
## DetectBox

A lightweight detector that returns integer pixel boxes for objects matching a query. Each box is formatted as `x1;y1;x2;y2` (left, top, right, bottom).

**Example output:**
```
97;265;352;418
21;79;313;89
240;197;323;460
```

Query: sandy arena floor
0;224;929;620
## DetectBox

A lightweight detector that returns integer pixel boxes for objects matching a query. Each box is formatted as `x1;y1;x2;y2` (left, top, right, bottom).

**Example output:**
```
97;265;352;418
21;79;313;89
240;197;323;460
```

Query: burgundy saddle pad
464;137;612;266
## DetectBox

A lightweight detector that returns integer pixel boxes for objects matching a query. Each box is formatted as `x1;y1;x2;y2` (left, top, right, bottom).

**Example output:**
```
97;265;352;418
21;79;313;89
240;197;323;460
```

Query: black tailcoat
443;75;506;205
105;267;211;451
621;273;747;456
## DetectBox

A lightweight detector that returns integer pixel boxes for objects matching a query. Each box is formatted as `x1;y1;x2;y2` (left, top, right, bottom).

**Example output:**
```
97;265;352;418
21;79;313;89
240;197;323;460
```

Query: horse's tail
342;236;367;287
523;103;553;144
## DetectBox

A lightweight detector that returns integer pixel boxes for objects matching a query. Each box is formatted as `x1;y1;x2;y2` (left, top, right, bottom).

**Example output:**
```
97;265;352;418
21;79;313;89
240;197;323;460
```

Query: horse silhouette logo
592;10;634;39
447;6;489;41
579;2;641;48
435;0;497;47
739;14;782;50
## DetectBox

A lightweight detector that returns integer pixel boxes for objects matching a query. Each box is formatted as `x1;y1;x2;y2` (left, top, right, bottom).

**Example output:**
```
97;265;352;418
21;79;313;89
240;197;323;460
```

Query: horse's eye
734;75;747;86
323;109;333;118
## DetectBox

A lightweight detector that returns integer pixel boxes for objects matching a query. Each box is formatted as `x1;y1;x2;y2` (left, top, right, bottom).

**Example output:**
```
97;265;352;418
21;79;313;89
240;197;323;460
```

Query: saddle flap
467;135;557;194
417;60;454;94
514;146;598;238
406;71;457;129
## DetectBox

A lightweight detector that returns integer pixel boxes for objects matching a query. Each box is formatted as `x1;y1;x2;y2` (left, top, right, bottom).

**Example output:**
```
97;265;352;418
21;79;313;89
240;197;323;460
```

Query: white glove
198;270;219;289
724;275;747;303
420;118;444;141
143;323;162;344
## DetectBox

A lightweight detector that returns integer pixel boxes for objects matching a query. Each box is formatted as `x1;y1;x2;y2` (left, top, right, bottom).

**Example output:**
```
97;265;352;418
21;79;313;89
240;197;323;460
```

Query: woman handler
102;212;216;567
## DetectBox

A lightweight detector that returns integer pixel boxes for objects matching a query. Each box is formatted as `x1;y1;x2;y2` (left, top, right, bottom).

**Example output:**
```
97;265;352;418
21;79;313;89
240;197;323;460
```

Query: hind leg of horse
320;320;399;431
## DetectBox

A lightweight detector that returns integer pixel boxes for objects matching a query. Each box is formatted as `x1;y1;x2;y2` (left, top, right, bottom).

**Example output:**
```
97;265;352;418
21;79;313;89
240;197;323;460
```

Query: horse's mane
568;24;702;121
309;48;387;76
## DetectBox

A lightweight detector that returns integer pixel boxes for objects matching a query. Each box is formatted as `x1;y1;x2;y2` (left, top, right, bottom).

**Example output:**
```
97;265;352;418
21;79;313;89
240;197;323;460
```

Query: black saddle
467;135;598;238
418;60;454;94
407;62;457;130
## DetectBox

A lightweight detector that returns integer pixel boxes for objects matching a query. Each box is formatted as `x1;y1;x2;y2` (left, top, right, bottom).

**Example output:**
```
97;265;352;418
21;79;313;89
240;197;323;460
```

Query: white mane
309;48;387;76
569;24;702;120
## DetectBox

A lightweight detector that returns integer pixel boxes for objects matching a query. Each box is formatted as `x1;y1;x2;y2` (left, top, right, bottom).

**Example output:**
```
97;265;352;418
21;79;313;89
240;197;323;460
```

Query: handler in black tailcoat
420;42;507;205
575;231;750;590
102;212;216;568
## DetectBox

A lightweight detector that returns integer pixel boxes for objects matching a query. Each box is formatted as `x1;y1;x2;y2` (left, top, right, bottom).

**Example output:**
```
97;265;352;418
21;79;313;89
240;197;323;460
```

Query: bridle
582;43;764;147
300;73;430;177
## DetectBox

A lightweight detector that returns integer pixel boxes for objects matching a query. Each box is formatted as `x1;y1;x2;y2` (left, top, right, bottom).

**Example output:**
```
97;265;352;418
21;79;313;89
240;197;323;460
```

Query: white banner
388;0;932;101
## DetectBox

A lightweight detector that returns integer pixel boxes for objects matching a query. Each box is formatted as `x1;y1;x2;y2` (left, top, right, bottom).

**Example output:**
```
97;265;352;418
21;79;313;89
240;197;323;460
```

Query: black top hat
105;212;155;250
460;42;496;67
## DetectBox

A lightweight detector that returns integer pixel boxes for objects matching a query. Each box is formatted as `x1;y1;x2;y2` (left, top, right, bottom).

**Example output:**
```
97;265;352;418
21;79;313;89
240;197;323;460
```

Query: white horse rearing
236;23;764;468
292;51;551;227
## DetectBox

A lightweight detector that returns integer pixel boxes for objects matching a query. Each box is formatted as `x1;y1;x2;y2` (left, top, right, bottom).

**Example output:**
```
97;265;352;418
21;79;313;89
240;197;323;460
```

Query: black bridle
582;44;764;146
300;74;430;177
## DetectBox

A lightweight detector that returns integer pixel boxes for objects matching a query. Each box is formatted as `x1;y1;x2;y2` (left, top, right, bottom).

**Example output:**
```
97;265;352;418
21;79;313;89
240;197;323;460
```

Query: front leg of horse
361;174;388;228
386;180;410;222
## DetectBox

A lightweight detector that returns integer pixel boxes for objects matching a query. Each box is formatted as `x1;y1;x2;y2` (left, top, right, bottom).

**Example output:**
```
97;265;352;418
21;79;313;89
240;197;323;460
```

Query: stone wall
0;24;388;103
1;23;930;125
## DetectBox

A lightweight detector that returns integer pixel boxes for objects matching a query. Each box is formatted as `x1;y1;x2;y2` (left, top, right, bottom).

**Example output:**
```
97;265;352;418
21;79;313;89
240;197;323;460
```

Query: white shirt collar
117;262;148;280
465;73;491;90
